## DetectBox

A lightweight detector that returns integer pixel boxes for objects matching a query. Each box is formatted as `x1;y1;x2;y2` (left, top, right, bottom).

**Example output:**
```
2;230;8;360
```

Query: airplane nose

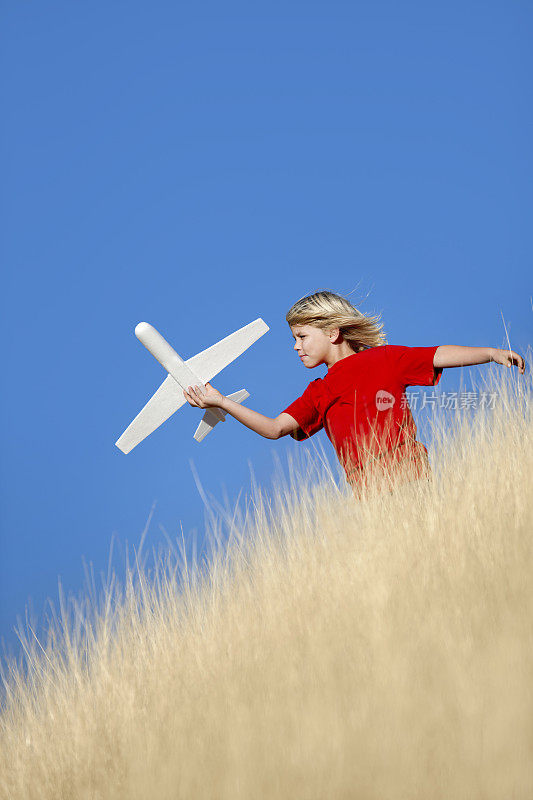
135;322;151;339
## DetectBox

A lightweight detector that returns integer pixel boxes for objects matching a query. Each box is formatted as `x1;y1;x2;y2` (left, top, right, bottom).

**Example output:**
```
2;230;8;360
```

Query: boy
183;291;525;491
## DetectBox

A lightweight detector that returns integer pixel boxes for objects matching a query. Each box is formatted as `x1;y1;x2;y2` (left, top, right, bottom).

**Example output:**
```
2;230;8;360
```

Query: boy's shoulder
305;346;396;392
305;376;324;390
297;375;326;403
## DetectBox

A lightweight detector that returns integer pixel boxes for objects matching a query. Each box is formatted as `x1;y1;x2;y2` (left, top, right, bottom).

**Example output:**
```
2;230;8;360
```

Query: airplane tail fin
193;389;249;443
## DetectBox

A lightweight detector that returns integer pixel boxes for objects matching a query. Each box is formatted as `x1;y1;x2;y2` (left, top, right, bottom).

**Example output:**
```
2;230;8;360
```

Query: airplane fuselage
135;323;225;422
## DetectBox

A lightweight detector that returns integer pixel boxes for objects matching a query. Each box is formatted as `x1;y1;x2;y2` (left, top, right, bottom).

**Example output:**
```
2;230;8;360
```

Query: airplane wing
186;318;269;383
115;375;186;454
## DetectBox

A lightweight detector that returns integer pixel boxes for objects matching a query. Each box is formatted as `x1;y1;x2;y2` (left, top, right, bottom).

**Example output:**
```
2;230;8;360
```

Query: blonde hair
286;289;387;352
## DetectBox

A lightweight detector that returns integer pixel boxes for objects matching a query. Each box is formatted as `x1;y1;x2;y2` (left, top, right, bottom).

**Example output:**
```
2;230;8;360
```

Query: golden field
1;357;532;800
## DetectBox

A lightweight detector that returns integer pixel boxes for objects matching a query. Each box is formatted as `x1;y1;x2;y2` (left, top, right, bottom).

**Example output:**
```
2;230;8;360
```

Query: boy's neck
325;342;358;370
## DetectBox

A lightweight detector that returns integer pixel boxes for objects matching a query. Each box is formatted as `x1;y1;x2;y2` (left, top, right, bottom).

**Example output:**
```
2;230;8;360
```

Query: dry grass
1;356;532;799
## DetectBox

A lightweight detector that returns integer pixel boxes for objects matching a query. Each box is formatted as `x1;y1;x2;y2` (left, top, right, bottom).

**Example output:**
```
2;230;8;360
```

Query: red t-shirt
282;345;443;484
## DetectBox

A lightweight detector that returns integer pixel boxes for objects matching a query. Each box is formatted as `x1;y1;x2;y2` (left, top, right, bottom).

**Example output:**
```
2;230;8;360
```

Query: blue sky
1;2;531;656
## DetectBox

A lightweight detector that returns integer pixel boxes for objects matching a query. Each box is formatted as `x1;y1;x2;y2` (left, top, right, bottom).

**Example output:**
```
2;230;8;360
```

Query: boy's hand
490;348;526;374
183;382;226;409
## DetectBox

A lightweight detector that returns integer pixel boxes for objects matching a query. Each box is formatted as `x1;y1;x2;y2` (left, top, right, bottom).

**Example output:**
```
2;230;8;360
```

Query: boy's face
290;324;337;369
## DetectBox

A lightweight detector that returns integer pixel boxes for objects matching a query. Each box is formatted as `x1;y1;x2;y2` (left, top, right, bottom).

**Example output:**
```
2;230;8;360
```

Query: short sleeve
387;345;443;387
282;380;323;438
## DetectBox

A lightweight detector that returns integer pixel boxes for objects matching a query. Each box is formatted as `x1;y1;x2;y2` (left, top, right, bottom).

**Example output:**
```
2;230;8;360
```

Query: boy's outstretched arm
183;383;299;439
434;345;525;374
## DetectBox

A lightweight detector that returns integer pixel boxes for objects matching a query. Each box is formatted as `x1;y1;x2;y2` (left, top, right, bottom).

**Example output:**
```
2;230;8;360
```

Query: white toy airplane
116;318;269;453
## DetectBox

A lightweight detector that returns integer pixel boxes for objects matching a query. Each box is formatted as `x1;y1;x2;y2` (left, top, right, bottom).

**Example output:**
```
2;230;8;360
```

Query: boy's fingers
186;385;207;407
184;387;198;407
